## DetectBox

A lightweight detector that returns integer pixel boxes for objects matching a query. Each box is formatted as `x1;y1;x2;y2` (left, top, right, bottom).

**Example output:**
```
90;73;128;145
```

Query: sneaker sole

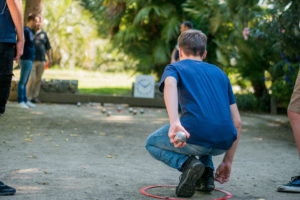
0;191;16;196
196;184;215;192
176;162;205;197
277;185;300;193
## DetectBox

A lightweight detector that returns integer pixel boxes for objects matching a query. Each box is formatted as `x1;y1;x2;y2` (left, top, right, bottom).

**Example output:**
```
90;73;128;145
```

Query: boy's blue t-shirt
159;59;237;150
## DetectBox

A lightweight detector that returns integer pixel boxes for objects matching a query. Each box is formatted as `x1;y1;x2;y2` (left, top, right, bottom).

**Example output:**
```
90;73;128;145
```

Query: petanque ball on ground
77;102;81;107
101;108;106;114
129;107;133;113
132;110;137;115
140;109;144;114
106;111;112;117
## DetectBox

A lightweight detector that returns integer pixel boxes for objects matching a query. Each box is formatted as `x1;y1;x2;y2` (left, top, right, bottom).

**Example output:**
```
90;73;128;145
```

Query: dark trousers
0;43;15;114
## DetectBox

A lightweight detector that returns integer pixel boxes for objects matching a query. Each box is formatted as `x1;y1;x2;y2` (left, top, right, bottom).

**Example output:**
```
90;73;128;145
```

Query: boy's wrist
170;118;180;125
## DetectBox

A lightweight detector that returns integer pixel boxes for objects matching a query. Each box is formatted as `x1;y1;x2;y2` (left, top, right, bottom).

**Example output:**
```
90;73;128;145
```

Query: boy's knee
145;137;152;151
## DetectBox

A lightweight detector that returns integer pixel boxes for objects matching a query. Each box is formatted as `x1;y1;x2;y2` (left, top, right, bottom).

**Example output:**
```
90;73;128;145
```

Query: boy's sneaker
277;176;300;193
0;181;16;196
18;102;29;109
26;101;36;108
196;167;215;192
176;157;205;197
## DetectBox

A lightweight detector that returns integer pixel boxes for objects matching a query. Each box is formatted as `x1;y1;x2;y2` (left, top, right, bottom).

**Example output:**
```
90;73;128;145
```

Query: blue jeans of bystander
18;60;33;103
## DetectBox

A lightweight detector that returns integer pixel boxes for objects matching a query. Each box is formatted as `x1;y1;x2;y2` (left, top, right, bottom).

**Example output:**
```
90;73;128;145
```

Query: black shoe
176;157;205;197
196;167;215;192
31;98;40;103
0;181;16;196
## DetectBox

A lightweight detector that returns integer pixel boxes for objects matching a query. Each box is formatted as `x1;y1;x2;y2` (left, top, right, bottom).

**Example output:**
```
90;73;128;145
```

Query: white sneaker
19;102;29;109
26;101;36;108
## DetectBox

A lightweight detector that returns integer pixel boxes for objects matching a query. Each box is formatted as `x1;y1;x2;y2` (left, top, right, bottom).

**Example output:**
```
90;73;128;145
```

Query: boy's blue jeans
18;60;33;103
145;124;226;171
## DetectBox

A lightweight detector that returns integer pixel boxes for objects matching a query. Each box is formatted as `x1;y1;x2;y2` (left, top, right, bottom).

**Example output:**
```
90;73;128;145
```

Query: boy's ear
202;50;207;60
179;48;183;60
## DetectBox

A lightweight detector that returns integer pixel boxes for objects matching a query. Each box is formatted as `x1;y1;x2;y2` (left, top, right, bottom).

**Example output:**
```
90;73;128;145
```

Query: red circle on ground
140;185;232;200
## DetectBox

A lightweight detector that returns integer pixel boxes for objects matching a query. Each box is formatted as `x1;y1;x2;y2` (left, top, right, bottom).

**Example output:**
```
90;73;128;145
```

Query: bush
235;93;272;112
235;93;257;111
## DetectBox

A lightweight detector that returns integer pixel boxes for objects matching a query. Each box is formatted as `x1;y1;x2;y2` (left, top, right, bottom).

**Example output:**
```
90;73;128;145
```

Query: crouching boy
145;29;241;197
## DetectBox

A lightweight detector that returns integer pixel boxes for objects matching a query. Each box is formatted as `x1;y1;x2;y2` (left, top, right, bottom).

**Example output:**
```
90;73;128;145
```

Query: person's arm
7;0;24;62
170;48;177;64
215;103;241;184
45;33;52;66
46;50;52;67
164;76;190;148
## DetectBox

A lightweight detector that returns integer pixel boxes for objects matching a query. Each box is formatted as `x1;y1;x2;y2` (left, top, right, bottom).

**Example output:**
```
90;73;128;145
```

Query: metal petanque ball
132;110;137;115
106;111;112;117
77;102;81;107
101;108;106;114
129;107;133;113
174;131;186;144
140;109;144;114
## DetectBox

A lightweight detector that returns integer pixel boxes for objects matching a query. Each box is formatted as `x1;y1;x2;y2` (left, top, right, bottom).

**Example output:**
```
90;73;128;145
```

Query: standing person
0;0;24;195
28;16;52;103
277;69;300;193
170;21;193;64
146;30;241;198
17;14;39;109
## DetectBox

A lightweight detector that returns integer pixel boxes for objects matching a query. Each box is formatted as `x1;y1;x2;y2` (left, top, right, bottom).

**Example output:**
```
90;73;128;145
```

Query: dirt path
0;102;299;200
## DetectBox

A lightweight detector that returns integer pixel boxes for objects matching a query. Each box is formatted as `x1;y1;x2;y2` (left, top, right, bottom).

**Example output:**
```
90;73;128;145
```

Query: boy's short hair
178;29;207;57
182;21;193;29
27;13;38;22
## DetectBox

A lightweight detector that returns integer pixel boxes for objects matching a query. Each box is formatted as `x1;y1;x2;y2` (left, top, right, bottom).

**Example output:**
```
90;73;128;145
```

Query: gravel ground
0;102;299;200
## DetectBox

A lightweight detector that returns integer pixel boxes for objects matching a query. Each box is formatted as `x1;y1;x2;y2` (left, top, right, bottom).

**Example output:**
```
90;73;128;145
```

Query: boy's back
160;59;237;150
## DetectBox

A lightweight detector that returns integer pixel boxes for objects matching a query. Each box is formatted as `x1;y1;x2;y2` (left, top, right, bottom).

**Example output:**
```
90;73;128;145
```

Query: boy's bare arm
164;77;190;147
215;103;241;184
7;0;24;62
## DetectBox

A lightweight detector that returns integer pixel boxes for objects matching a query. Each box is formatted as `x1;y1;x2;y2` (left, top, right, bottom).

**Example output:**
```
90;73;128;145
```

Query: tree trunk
252;78;266;99
270;94;277;114
24;0;42;24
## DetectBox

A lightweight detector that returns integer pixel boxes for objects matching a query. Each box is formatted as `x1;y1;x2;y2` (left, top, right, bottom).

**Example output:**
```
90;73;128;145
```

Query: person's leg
145;124;189;170
18;60;33;104
278;69;300;193
32;61;45;100
27;61;37;101
0;43;15;114
197;149;225;192
23;61;33;104
289;110;300;154
146;124;217;197
199;155;214;170
0;43;17;195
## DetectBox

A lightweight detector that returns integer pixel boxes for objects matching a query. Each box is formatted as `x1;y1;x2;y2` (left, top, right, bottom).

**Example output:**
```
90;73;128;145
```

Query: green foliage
68;0;299;110
235;93;257;111
42;0;132;71
81;0;186;77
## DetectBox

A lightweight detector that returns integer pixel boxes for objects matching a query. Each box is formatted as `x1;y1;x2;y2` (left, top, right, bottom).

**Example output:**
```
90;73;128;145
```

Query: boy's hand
168;121;190;148
215;161;232;184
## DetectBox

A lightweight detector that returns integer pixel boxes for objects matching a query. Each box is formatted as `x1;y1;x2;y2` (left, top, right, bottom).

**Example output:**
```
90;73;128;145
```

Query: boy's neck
180;56;203;61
